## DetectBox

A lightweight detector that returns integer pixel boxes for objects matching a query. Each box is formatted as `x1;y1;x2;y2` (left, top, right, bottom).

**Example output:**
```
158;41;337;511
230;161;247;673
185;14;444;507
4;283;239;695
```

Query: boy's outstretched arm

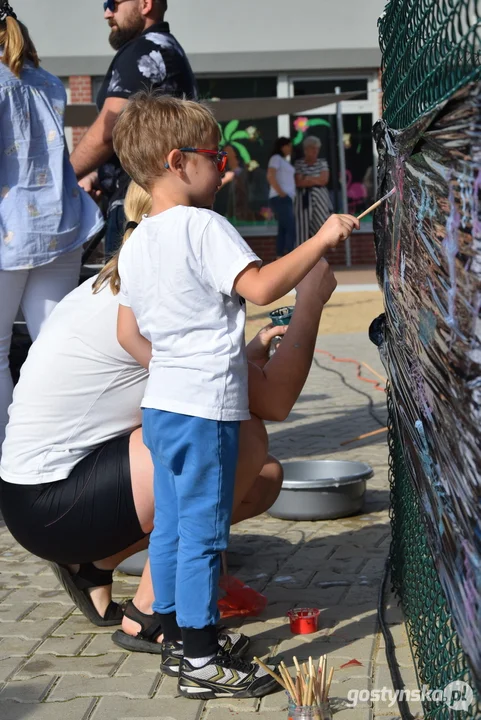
117;305;152;370
234;214;359;305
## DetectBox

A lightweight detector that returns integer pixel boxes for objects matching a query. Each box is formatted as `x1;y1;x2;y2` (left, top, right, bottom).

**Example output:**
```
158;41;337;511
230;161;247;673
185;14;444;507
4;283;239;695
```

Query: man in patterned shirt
70;0;198;253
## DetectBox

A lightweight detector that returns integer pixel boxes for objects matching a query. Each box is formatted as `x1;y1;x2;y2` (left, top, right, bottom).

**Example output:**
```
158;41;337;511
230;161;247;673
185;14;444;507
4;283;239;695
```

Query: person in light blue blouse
0;1;104;452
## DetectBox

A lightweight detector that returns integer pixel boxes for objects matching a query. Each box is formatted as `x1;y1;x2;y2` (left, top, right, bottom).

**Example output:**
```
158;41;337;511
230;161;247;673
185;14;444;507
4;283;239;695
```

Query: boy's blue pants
142;408;239;629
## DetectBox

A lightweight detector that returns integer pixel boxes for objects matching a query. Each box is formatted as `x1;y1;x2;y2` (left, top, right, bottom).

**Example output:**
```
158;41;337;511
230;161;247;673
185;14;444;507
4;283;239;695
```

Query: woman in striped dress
294;136;333;245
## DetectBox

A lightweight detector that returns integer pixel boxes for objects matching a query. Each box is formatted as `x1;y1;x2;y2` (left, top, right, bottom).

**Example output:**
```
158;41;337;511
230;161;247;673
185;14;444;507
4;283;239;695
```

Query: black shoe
160;629;250;677
178;651;280;699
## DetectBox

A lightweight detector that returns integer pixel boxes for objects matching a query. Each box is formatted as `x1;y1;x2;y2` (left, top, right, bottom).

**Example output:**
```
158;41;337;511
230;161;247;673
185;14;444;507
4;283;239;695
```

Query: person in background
295;135;332;245
70;0;197;255
267;137;296;258
0;1;103;454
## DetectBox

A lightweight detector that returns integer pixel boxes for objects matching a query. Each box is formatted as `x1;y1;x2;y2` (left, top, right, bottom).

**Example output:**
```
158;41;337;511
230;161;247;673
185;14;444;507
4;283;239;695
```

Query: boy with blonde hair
114;93;358;699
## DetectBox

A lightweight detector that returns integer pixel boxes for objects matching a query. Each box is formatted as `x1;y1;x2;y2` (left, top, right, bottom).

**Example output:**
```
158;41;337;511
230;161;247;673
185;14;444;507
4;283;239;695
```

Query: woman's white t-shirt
117;206;260;422
0;278;148;485
268;154;296;199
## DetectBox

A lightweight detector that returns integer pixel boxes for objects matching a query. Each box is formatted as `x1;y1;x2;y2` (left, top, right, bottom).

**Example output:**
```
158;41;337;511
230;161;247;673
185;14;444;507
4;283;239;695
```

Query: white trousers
0;247;82;453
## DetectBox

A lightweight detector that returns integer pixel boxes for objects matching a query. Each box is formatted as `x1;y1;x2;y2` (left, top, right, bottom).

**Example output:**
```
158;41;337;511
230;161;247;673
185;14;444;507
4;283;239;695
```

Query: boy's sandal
49;562;124;627
111;600;164;654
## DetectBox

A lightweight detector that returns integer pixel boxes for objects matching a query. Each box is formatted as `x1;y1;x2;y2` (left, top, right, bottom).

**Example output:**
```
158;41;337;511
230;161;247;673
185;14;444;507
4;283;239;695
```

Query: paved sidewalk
0;331;420;720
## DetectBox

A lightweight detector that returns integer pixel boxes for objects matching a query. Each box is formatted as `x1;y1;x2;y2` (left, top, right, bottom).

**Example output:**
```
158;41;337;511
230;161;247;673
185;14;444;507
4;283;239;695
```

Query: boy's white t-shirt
117;207;261;422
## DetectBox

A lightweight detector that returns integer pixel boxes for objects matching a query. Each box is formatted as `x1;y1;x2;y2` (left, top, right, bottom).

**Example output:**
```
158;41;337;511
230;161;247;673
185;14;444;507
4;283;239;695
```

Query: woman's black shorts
0;433;147;565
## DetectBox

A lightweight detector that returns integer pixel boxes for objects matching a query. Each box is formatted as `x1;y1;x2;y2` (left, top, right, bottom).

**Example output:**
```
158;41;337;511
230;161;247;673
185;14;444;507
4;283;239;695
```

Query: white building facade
18;0;386;264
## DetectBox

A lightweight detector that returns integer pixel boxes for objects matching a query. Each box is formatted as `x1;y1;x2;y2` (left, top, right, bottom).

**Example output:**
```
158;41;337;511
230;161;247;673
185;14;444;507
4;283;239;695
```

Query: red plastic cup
287;607;320;634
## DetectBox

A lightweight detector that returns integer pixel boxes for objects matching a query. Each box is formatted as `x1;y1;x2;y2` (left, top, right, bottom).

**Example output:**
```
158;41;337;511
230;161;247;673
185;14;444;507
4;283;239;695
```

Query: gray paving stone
15;653;126;679
0;602;36;622
0;657;26;683
329;618;378;641
258;688;289;712
328;635;378;662
0;637;42;658
90;696;204;719
35;635;92;656
382;603;405;627
154;674;181;698
331;710;373;720
13;573;62;591
374;664;419;694
266;586;348;606
0;619;63;640
343;584;381;606
22;603;72;621
375;643;414;669
203;711;279;720
3;588;74;605
80;633;121;655
377;623;409;650
48;672;161;700
0;676;57;702
0;698;96;720
115;653;162;676
204;697;259;712
53;616;114;636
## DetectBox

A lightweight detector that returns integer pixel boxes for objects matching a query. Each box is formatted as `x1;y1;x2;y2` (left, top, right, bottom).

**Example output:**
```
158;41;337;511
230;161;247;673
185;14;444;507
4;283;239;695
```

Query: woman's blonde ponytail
0;16;39;77
93;182;152;296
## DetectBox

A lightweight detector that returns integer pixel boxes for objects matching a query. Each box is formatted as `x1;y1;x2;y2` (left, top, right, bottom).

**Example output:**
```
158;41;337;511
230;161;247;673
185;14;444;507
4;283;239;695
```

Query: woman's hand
246;323;288;368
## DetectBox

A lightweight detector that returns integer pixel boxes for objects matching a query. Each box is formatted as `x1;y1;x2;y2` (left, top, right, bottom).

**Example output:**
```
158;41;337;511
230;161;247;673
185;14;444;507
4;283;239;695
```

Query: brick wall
69;76;93;147
244;233;376;266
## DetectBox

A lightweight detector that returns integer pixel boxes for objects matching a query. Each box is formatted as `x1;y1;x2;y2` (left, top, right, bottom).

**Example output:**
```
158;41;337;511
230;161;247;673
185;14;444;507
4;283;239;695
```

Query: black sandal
111;600;164;654
49;562;124;627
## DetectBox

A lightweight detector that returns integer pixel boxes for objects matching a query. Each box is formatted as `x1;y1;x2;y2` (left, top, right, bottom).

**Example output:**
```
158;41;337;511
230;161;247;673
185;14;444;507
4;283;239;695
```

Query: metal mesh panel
387;386;481;719
379;0;481;128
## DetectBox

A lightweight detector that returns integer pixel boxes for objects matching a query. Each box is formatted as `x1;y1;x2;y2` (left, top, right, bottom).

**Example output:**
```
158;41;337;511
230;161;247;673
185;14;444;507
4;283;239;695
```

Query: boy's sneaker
161;630;250;677
178;651;280;699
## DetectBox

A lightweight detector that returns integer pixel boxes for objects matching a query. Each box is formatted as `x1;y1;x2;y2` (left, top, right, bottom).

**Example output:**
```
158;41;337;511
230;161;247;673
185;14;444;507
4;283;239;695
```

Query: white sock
185;654;215;668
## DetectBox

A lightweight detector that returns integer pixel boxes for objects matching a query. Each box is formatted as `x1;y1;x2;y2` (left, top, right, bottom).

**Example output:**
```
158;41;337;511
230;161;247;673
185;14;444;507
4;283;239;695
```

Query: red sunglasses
180;147;228;173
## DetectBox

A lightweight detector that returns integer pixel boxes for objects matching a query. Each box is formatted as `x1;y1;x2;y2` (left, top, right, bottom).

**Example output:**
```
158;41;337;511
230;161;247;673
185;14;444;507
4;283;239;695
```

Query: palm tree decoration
219;120;261;170
293;116;331;145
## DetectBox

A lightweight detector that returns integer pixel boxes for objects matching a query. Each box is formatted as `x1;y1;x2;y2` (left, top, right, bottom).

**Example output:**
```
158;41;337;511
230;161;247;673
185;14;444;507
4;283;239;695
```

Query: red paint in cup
287;607;320;634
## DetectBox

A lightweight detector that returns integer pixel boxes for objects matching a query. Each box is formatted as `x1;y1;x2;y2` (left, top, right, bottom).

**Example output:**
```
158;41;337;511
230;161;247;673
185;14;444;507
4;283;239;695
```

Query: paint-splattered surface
374;83;481;687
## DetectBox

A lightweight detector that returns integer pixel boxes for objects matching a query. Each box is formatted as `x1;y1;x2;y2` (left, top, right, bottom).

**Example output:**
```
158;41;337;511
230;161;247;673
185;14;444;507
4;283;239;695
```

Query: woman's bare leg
231;453;283;525
68;429;154;618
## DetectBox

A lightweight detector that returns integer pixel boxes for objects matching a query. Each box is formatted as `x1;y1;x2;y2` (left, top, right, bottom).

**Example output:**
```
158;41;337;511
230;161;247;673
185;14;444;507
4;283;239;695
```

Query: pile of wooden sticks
254;654;334;707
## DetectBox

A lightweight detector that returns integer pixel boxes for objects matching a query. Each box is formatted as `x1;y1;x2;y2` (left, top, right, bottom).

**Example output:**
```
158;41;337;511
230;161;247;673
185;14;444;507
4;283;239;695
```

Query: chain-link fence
379;0;481;128
387;386;481;719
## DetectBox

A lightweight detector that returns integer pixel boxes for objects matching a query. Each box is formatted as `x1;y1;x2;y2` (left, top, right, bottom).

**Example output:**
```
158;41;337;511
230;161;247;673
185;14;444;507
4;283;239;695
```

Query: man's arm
247;259;337;422
117;305;152;369
70;97;128;180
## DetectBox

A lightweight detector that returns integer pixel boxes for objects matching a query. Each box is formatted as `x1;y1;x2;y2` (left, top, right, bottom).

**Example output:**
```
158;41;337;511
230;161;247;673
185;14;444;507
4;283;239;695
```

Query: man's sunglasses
103;0;131;12
180;147;228;173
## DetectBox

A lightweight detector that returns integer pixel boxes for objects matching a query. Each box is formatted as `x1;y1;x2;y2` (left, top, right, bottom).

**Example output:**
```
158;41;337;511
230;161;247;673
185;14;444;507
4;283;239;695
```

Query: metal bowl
117;549;148;576
267;460;373;521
